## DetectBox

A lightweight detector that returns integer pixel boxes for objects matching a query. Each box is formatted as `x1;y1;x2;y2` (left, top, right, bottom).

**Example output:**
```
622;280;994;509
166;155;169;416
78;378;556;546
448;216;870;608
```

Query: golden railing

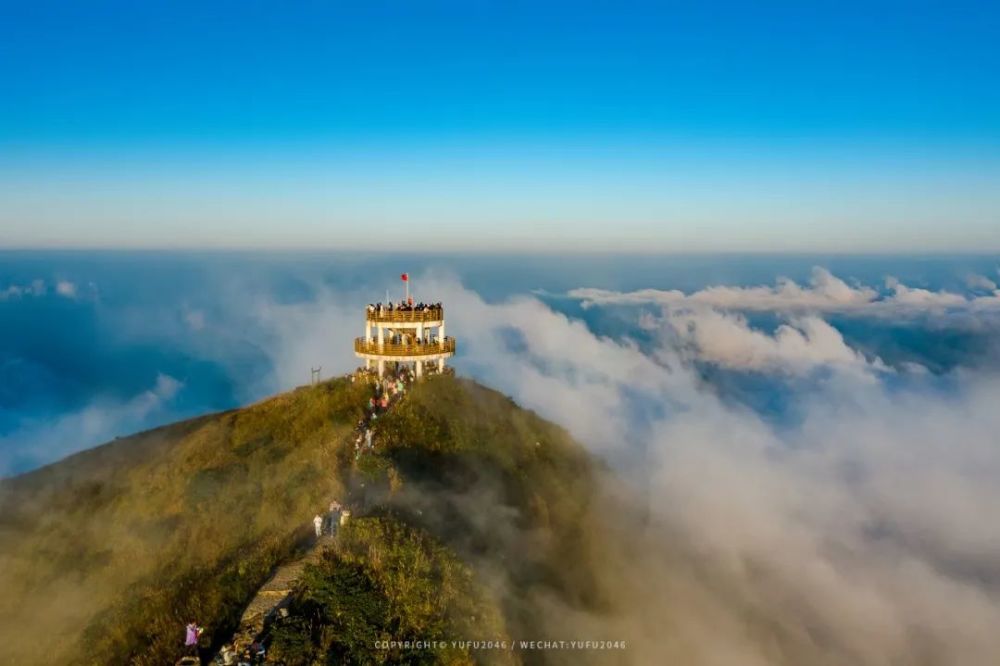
354;337;456;357
365;307;443;323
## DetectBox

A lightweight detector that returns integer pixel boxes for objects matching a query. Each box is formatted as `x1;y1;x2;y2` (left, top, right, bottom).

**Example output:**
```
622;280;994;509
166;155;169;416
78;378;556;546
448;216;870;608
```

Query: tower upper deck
365;304;443;325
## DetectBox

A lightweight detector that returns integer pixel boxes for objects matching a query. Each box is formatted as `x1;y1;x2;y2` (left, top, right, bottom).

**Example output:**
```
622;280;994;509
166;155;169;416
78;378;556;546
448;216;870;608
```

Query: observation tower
354;274;456;379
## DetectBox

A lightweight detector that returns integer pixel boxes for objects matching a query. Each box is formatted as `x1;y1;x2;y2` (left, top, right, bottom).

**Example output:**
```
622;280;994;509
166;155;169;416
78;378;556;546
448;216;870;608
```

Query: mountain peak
0;373;609;665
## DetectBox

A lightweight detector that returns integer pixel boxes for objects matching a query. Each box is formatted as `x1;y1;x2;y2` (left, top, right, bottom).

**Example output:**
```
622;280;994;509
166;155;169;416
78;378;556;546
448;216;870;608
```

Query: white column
365;358;371;369
438;357;444;372
416;360;424;379
417;323;424;342
377;359;385;377
378;326;384;345
439;322;445;345
365;321;372;343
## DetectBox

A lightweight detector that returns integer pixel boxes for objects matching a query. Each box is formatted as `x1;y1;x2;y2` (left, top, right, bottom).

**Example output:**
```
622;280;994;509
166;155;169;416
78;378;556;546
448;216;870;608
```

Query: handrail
354;337;456;357
365;307;444;323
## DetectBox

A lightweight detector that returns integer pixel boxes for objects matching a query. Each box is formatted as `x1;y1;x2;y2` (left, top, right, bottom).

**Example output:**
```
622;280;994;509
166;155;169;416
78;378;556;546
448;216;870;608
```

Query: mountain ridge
0;374;619;665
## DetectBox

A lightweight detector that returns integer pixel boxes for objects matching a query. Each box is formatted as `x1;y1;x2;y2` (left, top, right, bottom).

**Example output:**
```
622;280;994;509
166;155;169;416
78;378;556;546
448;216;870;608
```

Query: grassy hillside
269;515;511;665
0;377;369;665
268;377;618;665
0;375;622;665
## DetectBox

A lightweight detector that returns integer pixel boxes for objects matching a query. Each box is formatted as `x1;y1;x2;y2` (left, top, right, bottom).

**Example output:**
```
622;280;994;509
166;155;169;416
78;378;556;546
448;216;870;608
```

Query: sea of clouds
3;259;1000;663
428;268;1000;664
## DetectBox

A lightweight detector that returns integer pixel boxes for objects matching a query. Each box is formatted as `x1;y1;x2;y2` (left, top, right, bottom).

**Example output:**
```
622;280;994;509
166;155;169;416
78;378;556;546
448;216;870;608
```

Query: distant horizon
3;246;1000;257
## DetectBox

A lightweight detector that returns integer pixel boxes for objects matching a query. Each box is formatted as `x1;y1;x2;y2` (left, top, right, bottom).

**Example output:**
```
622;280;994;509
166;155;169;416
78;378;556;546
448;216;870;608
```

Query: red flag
401;273;409;282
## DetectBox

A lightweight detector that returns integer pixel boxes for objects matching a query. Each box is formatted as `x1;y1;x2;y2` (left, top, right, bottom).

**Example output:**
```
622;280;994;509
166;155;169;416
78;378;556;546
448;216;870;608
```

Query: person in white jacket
313;514;323;538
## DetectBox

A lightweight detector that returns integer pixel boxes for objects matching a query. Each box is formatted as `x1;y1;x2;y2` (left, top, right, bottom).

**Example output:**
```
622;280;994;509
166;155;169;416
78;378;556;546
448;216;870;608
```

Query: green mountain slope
0;378;368;664
0;376;620;665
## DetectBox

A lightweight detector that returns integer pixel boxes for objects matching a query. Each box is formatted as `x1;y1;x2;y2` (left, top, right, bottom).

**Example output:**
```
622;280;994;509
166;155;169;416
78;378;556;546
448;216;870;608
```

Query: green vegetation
271;376;616;664
0;374;620;665
377;376;612;618
269;516;509;665
0;378;369;665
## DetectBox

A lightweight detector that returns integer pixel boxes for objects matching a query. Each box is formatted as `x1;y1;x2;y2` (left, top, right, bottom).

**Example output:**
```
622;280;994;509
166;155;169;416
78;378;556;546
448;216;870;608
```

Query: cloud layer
0;278;91;303
656;309;887;375
0;373;181;474
412;271;1000;664
570;266;1000;316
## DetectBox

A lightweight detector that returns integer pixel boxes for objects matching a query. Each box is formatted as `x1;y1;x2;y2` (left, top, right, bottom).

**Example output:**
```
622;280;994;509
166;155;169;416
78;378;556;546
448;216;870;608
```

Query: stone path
237;532;336;636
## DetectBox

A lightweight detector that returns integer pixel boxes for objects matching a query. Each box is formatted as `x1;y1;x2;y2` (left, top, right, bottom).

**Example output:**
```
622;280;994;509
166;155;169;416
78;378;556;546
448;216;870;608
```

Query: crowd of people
366;301;442;315
213;640;266;665
351;365;411;458
351;366;380;382
314;499;347;538
383;332;444;346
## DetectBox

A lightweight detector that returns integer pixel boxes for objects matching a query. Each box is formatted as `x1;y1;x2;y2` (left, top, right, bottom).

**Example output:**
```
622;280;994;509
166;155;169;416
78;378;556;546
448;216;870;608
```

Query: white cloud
966;274;998;292
1;279;84;301
248;288;362;392
569;266;1000;317
54;280;77;298
644;377;1000;664
0;373;183;475
397;274;1000;664
884;276;968;307
656;308;885;375
182;307;206;331
0;279;46;301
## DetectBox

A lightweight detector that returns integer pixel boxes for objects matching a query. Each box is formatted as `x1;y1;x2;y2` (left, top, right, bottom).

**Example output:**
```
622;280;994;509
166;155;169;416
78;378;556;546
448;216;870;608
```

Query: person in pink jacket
184;621;201;654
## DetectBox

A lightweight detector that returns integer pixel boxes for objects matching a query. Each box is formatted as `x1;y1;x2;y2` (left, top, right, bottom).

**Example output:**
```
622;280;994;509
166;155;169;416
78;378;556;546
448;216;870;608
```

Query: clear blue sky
1;0;998;251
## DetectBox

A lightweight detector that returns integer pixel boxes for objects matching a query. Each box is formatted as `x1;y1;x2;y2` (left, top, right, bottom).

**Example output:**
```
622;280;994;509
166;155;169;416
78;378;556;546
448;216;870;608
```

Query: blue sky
1;0;998;251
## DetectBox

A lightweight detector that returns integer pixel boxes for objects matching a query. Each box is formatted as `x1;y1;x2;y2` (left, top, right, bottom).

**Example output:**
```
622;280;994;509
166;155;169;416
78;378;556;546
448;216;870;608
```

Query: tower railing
354;337;456;357
365;306;444;323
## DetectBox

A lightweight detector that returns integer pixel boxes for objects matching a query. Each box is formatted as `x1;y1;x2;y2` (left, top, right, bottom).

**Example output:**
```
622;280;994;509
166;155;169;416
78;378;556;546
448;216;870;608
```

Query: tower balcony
365;306;443;324
354;337;456;359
